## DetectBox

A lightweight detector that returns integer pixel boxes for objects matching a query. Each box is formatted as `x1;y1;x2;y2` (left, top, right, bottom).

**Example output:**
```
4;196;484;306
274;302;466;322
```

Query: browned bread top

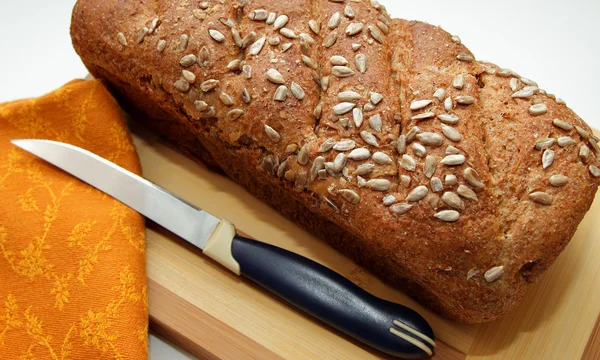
70;0;600;322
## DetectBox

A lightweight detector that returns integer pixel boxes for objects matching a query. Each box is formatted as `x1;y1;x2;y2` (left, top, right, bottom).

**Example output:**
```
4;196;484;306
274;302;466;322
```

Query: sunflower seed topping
273;15;289;30
301;55;319;70
455;96;475;105
333;139;356;152
406;126;421;143
445;174;458;186
353;53;367;74
484;266;504;282
306;19;320;34
339;189;360;205
324;31;338;47
220;92;234;106
368;25;383;43
435;210;460;222
333;102;356;115
535;138;555;150
383;195;397;206
249;9;268;21
590;165;600;178
446;145;462;155
317;139;335;153
424;156;437;179
390;203;413;215
521;77;538;86
549;175;568;187
400;154;417;172
368;114;382;133
558;136;576;147
332;66;354;78
438;114;459;125
289;82;306;100
268;36;281;46
400;175;411;187
227;59;242;71
314;103;323;120
198;46;210;66
372;152;392;165
442;98;452;112
410;99;433;111
430;177;443;193
553;119;573;130
417;133;444;147
396;135;407;155
157;39;166;52
573;126;590;140
117;32;127;46
411;112;436;121
332;153;347;173
264;69;285;84
174;78;190;92
348;148;371;161
510;78;521;92
442;192;465;210
457;53;474;62
364;103;376;112
542;149;555;169
343;4;355;17
367;179;392;192
241;32;257;49
330;55;348;66
194;101;209;112
274;85;288;101
512;88;535;99
352;43;362;51
328;12;342;29
441;125;462;142
338;91;361;102
242;88;251;104
266;12;277;25
462;168;483;189
404;186;428;202
226;108;244;120
264;125;281;143
296;144;311;165
529;103;548;116
457;185;477;201
529;192;553;205
280;28;298;39
247;36;267;56
590;138;600;154
209;29;225;42
179;70;196;84
357;131;377;147
369;92;383;105
180;54;197;67
580;145;591;163
429;194;441;209
136;27;149;44
453;74;465;89
441;154;466;166
346;23;364;36
353;163;375;176
349;108;363;128
413;143;427;158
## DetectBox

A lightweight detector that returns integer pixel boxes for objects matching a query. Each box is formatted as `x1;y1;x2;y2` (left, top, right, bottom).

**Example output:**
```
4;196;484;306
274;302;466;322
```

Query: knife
11;139;435;358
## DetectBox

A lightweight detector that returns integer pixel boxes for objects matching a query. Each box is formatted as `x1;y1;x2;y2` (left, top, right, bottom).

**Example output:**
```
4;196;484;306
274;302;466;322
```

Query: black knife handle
230;235;435;359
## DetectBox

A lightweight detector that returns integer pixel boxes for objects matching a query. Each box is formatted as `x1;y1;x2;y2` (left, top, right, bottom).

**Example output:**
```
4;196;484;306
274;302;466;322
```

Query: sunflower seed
430;177;443;193
194;101;208;112
344;147;371;161
195;46;209;66
338;189;360;205
442;192;465;210
249;9;268;21
400;175;411;187
383;195;397;206
589;138;600;154
344;4;355;18
453;74;465;89
348;108;363;128
264;69;285;85
332;153;348;173
437;114;459;125
240;32;257;49
410;99;432;111
334;139;356;152
352;43;362;51
441;154;466;166
396;135;407;155
450;35;461;44
417;133;444;147
279;28;297;39
238;89;250;105
322;197;340;213
262;125;281;142
332;66;354;78
377;21;389;34
446;145;462;155
288;82;305;100
579;145;591;163
314;103;323;120
355;54;367;73
574;126;590;139
520;77;537;86
353;163;375;176
512;88;535;99
231;28;243;47
497;68;516;77
411;112;435;121
246;36;266;56
369;114;382;132
424;156;437;179
444;97;453;111
510;78;521;92
136;27;149;44
455;96;475;105
529;103;548;116
316;139;335;153
306;19;320;35
364;103;376;112
553;119;573;130
356;132;377;148
372;152;392;165
295;171;308;190
368;25;383;43
390;203;413;215
406;126;421;143
435;210;460;222
457;53;474;62
267;36;281;46
549;175;568;187
227;59;242;71
179;70;195;84
558;136;576;147
262;155;276;175
174;78;190;92
329;56;348;66
457;185;477;201
346;23;364;36
428;194;441;209
484;266;504;282
300;55;318;70
208;29;225;42
432;89;445;102
117;32;128;46
413;142;427;158
463;168;484;189
324;31;338;48
366;179;391;192
542;149;555;169
400;154;416;172
466;268;479;280
266;12;277;25
404;186;427;202
529;192;553;205
273;85;288;101
369;91;383;105
338;91;361;102
218;93;233;106
445;174;458;186
273;15;289;30
296;144;310;165
156;39;166;52
590;165;600;178
332;102;355;115
328;12;342;29
180;54;197;67
307;156;325;181
535;138;555;150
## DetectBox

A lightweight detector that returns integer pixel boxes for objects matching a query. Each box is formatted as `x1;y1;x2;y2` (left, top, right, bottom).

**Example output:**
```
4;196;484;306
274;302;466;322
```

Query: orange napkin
0;80;148;359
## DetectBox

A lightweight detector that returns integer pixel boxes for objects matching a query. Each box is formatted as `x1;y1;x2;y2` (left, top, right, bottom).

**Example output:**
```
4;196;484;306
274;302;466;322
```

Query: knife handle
226;234;435;359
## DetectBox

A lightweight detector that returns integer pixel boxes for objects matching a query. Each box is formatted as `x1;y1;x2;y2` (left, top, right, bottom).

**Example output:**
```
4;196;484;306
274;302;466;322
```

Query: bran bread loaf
70;0;600;323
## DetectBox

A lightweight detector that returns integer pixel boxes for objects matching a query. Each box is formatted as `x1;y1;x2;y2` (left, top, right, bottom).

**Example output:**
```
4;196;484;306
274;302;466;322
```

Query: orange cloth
0;80;148;359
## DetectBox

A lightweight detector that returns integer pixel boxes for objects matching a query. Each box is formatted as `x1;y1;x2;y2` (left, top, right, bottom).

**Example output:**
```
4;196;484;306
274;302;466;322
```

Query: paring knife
11;139;436;359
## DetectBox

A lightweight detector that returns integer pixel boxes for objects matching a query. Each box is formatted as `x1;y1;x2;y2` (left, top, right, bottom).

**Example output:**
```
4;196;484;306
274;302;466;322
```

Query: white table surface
0;1;598;359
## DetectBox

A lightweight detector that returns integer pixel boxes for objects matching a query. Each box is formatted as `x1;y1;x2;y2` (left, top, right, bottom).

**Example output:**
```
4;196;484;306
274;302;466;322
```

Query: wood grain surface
133;123;600;359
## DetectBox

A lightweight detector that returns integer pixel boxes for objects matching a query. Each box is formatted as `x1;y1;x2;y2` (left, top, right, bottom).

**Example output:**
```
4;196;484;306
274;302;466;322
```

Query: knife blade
11;139;436;358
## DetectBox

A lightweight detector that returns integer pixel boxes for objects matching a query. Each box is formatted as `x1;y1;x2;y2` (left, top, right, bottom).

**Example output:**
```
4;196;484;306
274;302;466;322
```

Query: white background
0;0;598;358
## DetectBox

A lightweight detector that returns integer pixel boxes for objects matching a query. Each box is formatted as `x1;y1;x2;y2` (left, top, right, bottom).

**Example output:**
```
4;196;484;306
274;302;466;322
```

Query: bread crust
71;0;600;322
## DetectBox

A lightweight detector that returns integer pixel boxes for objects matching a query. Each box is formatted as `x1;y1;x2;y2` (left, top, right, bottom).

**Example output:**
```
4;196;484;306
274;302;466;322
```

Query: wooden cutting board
132;122;600;359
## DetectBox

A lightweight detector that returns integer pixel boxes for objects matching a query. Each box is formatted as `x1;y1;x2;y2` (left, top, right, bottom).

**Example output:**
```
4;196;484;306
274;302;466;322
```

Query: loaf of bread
70;0;600;323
